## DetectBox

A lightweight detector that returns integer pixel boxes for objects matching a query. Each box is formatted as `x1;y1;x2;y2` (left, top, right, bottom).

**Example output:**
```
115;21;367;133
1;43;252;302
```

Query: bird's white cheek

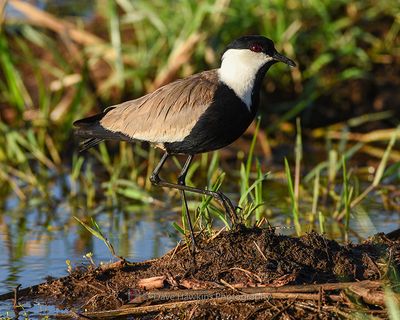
218;49;271;109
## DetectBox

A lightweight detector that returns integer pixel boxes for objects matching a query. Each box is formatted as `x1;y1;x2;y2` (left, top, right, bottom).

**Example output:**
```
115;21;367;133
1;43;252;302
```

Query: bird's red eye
250;43;263;53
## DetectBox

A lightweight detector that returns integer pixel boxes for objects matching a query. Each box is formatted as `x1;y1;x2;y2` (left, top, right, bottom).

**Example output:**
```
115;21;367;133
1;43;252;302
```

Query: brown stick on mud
13;284;21;310
130;280;381;302
80;280;383;319
82;293;342;319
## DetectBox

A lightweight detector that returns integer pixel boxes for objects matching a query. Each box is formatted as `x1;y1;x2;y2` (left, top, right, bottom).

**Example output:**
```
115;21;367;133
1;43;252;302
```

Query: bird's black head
224;35;296;67
218;35;295;112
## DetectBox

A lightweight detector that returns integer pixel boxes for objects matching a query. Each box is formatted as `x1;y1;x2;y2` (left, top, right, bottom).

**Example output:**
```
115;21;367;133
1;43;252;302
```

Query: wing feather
100;70;219;143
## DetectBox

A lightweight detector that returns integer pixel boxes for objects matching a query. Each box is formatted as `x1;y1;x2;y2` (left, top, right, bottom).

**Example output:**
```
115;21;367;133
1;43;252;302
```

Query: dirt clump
29;227;399;318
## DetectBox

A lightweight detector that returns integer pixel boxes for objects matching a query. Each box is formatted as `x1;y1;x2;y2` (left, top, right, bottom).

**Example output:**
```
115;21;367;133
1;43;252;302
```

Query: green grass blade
373;125;400;187
0;32;31;113
342;156;350;241
108;0;125;89
172;222;185;236
294;117;302;205
238;172;269;207
311;167;320;223
245;117;261;186
74;216;118;258
284;158;301;235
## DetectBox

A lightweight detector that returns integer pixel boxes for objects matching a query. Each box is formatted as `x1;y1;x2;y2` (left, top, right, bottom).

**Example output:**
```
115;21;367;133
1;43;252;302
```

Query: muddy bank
14;227;400;318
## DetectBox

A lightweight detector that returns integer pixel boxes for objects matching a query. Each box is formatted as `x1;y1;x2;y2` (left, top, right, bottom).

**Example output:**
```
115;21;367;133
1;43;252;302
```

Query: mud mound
31;227;399;315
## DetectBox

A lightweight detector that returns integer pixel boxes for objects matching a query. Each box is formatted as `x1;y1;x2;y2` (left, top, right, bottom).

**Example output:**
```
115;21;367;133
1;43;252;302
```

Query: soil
12;226;399;319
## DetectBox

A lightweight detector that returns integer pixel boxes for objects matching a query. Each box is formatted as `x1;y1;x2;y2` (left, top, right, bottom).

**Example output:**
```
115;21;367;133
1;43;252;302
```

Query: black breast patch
165;84;256;154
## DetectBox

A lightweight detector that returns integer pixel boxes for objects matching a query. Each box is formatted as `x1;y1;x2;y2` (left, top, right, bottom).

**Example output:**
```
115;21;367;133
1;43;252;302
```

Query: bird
74;35;295;248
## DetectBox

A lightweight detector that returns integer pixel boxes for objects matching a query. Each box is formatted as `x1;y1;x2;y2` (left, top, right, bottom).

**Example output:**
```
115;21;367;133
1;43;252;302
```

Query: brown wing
100;70;219;143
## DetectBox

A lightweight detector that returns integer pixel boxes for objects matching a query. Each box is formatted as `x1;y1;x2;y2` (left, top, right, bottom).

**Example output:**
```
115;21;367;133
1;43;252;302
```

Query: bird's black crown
224;35;276;56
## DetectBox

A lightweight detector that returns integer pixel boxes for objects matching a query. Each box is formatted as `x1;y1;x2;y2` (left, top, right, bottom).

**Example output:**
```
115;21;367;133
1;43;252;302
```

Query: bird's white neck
218;49;272;110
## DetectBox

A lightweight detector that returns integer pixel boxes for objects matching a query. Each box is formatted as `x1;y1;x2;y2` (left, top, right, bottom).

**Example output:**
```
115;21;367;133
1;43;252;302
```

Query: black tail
73;107;133;152
73;107;114;131
78;138;103;152
73;107;116;152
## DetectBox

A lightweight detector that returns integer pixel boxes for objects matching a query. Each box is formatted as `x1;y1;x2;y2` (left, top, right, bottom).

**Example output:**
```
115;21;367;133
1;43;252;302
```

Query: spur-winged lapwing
74;35;295;247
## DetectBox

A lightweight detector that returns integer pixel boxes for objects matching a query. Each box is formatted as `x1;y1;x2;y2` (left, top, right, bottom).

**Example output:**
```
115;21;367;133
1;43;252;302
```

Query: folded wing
100;70;219;143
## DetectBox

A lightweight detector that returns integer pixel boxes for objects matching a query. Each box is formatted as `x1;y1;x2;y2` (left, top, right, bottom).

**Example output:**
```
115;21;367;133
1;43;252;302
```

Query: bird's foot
149;173;161;185
213;191;240;227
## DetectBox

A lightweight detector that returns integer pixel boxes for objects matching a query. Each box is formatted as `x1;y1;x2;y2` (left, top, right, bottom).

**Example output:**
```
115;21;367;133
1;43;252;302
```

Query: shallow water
0;184;177;317
1;172;399;317
0;207;176;294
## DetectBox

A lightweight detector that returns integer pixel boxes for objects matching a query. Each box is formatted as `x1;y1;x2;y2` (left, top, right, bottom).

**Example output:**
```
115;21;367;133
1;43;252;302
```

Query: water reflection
0;189;177;319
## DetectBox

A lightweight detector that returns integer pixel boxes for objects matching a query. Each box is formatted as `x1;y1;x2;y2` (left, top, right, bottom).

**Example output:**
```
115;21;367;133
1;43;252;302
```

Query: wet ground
5;226;400;319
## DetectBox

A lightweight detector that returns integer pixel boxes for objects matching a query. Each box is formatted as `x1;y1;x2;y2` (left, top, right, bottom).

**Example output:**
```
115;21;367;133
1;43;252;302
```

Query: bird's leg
150;152;196;250
149;152;169;184
176;155;193;186
150;153;238;227
177;155;197;251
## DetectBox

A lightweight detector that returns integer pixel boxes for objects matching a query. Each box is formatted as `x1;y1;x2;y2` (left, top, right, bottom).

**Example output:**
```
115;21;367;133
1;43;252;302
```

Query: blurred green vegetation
0;0;399;239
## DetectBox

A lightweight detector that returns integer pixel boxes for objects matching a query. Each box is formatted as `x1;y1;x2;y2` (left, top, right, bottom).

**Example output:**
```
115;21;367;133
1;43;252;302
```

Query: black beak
273;51;296;67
